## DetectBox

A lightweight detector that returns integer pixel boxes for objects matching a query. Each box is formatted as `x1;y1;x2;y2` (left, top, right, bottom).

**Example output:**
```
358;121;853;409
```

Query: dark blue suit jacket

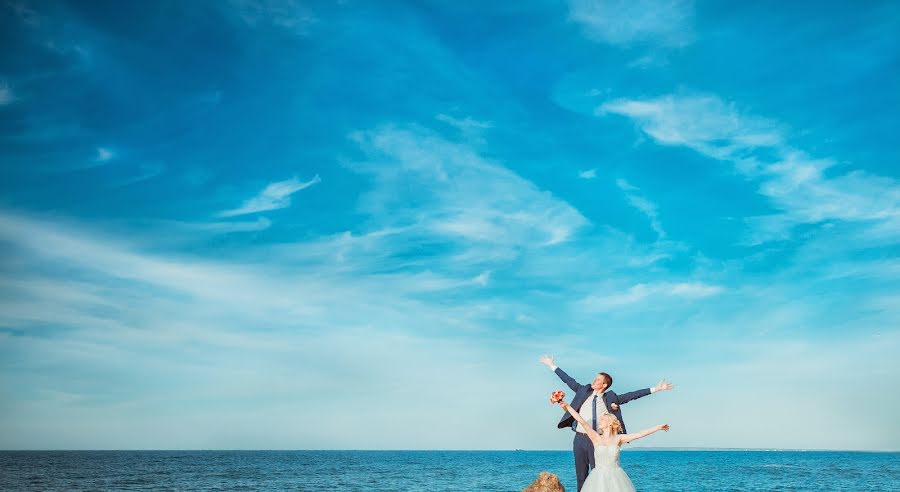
554;367;651;435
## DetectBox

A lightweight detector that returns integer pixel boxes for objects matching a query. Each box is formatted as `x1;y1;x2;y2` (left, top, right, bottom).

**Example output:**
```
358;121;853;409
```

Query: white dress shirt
575;390;608;434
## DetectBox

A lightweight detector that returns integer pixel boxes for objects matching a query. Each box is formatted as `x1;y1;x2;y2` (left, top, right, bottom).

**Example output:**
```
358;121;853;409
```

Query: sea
1;450;898;491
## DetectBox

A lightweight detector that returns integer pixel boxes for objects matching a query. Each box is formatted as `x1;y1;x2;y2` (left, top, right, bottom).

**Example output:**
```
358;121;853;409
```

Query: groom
540;355;673;492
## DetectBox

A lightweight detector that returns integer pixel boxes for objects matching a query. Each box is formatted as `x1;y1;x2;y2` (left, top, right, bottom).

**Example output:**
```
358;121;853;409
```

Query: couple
540;355;674;492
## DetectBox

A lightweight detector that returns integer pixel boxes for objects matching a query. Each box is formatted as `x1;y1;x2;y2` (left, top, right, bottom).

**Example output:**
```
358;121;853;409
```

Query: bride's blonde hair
600;414;622;434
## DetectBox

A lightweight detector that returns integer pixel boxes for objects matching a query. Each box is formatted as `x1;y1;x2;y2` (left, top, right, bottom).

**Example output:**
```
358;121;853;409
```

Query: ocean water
1;450;898;491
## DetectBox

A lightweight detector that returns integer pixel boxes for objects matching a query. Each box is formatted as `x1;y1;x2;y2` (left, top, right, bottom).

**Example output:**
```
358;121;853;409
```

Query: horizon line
2;447;898;453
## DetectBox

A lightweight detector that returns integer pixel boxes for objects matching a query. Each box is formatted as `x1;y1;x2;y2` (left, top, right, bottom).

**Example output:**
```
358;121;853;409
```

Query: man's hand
610;403;619;411
539;355;556;368
654;379;674;392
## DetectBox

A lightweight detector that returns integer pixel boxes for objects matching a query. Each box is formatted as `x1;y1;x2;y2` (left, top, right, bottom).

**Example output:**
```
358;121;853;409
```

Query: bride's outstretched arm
558;402;602;445
619;424;669;445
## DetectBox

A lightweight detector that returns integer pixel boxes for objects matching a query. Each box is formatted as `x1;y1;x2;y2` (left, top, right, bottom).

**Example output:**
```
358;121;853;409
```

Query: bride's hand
659;424;670;432
550;390;566;405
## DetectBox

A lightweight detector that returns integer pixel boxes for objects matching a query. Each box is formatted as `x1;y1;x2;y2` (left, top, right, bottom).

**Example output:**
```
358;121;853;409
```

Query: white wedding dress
581;444;636;492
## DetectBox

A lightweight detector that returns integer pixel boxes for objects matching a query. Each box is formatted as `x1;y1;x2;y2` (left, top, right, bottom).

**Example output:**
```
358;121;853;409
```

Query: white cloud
627;53;669;69
0;192;896;450
8;2;40;26
601;94;900;244
668;282;723;298
582;283;653;310
350;126;589;248
473;271;490;287
0;210;494;352
600;95;784;158
0;209;583;449
436;113;494;133
581;281;723;311
44;40;92;64
229;0;315;34
95;147;114;162
90;217;274;248
0;80;14;105
616;178;665;239
180;217;272;234
218;174;321;217
114;163;164;187
7;0;95;68
569;0;695;47
579;168;598;179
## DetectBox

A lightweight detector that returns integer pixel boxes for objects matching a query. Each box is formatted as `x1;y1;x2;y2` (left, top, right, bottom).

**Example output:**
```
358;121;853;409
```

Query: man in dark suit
540;355;673;492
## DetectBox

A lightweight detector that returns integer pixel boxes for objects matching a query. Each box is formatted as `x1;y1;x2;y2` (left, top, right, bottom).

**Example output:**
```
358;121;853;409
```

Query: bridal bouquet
550;390;565;404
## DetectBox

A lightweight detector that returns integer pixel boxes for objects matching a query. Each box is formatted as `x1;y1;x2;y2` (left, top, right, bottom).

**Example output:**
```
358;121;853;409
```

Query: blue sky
0;0;898;451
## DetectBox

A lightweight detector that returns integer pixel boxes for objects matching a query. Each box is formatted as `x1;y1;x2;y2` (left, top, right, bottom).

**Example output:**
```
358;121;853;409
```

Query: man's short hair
599;372;613;389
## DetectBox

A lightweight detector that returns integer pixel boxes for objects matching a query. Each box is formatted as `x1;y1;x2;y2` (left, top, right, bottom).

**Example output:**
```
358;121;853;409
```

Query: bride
556;399;669;492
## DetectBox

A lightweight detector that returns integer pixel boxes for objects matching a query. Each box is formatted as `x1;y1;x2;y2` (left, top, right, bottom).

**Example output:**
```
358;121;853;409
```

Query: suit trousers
573;431;595;492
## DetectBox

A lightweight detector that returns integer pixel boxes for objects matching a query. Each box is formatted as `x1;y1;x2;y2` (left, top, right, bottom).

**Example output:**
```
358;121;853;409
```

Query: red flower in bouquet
550;390;565;404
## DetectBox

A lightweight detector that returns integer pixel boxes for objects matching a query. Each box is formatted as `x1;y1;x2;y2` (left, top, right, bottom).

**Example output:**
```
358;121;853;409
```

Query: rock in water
522;471;565;492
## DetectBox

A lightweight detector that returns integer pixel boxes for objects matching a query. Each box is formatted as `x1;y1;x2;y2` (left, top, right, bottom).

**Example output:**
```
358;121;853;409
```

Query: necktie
591;394;598;431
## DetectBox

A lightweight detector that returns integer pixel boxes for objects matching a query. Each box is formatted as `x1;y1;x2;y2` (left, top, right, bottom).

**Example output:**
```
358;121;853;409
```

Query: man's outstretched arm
618;379;674;405
539;355;582;392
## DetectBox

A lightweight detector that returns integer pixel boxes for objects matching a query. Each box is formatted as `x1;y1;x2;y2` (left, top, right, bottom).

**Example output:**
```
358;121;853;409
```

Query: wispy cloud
8;1;94;66
7;1;40;27
568;0;695;47
350;125;589;248
581;281;724;313
0;80;15;105
599;96;783;159
114;163;164;187
0;209;576;449
581;281;723;312
218;175;321;218
229;0;316;34
43;40;92;64
89;216;275;248
578;168;598;179
601;94;900;244
435;113;494;133
207;217;273;233
627;53;669;69
70;146;116;171
473;270;490;287
0;210;478;338
616;178;665;239
95;147;114;163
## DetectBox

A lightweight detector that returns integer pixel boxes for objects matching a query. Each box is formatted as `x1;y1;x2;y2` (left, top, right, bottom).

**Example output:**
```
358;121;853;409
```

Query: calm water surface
1;450;898;491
